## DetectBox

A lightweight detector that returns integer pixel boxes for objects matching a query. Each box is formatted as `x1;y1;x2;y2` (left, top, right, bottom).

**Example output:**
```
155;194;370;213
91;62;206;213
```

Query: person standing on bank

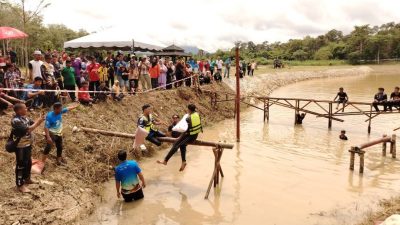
42;102;79;165
115;150;146;202
157;104;202;171
11;103;45;193
138;104;166;146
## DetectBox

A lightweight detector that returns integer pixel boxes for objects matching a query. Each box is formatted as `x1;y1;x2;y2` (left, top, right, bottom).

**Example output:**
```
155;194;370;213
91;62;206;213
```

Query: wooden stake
382;134;387;156
359;151;365;173
391;134;397;158
328;102;333;128
349;147;356;170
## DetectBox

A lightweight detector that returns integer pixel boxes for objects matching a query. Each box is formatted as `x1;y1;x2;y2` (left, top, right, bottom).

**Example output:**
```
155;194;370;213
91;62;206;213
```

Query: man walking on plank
157;104;202;171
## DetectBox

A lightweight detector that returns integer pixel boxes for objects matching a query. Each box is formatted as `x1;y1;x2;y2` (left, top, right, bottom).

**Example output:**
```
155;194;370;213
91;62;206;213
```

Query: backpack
5;131;21;153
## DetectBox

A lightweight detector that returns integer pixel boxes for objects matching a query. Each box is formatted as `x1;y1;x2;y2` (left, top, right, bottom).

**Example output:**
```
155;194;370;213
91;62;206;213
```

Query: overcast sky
28;0;400;51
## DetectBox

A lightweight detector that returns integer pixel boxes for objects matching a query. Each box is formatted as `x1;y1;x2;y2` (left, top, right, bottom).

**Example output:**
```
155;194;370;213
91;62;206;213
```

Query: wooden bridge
207;91;400;133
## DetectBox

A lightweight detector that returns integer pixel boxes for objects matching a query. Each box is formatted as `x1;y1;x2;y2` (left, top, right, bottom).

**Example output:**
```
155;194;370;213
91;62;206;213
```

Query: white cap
33;50;42;55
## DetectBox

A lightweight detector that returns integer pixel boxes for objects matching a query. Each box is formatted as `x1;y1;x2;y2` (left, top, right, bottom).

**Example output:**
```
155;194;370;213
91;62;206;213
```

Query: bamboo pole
349;147;356;170
235;47;240;143
79;127;234;149
382;134;387;156
391;134;396;158
359;151;365;173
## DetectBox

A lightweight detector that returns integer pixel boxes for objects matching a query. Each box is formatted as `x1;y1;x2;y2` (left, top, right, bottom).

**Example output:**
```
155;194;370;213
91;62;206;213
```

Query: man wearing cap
41;102;79;165
29;50;44;81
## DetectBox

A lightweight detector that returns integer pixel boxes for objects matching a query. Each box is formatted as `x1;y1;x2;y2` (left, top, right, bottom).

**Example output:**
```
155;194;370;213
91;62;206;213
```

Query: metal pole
235;47;240;142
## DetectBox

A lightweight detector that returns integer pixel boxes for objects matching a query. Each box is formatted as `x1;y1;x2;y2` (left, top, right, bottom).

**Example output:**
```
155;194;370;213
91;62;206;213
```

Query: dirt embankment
0;83;235;225
0;66;373;225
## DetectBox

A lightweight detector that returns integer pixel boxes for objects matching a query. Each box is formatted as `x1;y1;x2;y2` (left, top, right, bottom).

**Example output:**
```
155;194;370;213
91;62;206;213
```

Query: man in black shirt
388;86;400;111
11;103;44;192
373;87;388;112
334;87;348;111
295;112;306;124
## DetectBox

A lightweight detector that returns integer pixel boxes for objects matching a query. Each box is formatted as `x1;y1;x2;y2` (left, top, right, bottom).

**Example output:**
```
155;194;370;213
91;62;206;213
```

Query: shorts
121;188;144;202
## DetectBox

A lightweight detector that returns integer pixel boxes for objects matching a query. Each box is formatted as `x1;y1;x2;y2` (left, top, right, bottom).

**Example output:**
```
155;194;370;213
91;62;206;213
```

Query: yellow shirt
98;66;108;82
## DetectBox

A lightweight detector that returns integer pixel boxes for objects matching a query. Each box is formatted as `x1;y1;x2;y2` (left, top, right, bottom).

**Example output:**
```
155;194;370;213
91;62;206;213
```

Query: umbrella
0;26;28;40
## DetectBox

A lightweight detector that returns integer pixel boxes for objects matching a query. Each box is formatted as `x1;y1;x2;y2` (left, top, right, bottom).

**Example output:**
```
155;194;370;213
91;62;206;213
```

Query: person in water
339;130;348;140
295;112;306;124
157;104;202;171
115;150;146;202
334;87;348;111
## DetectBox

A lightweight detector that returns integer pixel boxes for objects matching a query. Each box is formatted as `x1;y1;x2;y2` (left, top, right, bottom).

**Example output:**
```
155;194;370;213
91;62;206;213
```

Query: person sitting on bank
0;83;25;115
11;103;45;192
295;112;306;124
339;130;348;140
42;102;79;165
157;104;202;171
373;87;388;112
115;150;146;202
78;81;95;105
137;104;166;146
334;87;348;110
388;86;400;111
23;77;46;109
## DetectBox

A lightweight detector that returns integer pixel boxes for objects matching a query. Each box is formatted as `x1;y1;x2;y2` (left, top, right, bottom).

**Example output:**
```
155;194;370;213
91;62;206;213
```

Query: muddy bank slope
0;84;235;225
0;66;372;225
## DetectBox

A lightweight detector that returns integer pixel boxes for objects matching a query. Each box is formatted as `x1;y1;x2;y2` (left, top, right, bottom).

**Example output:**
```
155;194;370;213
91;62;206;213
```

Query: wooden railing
349;134;397;173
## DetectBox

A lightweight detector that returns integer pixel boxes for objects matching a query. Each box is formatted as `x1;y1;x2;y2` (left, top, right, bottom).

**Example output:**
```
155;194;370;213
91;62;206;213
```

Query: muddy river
85;68;400;225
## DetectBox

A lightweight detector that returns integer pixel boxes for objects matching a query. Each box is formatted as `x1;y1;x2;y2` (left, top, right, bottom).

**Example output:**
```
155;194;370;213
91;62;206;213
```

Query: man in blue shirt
41;102;79;165
22;77;45;109
115;150;146;202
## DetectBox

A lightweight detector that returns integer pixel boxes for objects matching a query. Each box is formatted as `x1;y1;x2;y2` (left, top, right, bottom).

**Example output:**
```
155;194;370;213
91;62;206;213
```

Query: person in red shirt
148;58;160;89
78;81;95;105
86;56;101;97
198;60;204;73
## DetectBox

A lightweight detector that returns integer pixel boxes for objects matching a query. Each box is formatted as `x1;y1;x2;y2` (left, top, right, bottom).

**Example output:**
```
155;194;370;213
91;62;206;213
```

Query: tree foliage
0;0;88;58
212;23;400;65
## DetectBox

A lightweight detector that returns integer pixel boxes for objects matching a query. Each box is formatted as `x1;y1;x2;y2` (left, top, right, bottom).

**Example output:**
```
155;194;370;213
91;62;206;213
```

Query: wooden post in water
382;134;387;156
205;147;224;199
328;103;333;128
349;147;356;170
235;46;240;142
368;105;373;134
391;134;397;158
294;100;300;125
359;150;365;173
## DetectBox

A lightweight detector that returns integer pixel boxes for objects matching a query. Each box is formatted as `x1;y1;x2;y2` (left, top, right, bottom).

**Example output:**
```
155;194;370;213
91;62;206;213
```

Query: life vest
189;112;202;135
142;114;156;132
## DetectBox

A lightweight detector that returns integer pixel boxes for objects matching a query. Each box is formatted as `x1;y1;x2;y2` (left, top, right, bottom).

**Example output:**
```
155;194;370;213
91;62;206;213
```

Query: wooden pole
79;127;235;149
359;150;365;173
328;102;333;128
368;105;372;134
349;147;356;170
391;134;397;158
235;46;240;142
382;134;387;156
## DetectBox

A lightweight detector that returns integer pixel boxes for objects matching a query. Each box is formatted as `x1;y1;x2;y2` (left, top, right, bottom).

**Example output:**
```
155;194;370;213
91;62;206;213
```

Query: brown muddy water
85;69;400;225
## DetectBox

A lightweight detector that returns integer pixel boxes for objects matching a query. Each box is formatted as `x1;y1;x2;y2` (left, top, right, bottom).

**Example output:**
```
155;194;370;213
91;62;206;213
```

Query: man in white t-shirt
216;57;223;73
29;50;44;81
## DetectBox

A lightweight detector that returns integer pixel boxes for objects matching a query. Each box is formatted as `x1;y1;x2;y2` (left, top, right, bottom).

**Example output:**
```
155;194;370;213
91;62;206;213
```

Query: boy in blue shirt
115;150;146;202
41;102;79;165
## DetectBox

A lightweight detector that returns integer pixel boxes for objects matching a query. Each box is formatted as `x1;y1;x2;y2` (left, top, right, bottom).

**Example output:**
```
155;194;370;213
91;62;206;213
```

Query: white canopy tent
64;28;164;52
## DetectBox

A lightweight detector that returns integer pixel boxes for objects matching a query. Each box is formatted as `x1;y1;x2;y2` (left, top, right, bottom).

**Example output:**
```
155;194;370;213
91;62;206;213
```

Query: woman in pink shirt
158;59;167;89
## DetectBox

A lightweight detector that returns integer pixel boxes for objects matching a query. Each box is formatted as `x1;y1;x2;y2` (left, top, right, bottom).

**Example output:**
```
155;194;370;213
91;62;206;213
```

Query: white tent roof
64;28;164;51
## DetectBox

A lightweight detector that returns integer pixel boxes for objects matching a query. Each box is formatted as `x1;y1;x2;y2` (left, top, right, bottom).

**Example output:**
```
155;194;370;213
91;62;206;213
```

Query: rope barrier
0;73;199;95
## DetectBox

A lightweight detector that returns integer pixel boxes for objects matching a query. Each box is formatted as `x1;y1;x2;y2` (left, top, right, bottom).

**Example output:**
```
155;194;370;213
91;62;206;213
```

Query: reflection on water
86;67;400;225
